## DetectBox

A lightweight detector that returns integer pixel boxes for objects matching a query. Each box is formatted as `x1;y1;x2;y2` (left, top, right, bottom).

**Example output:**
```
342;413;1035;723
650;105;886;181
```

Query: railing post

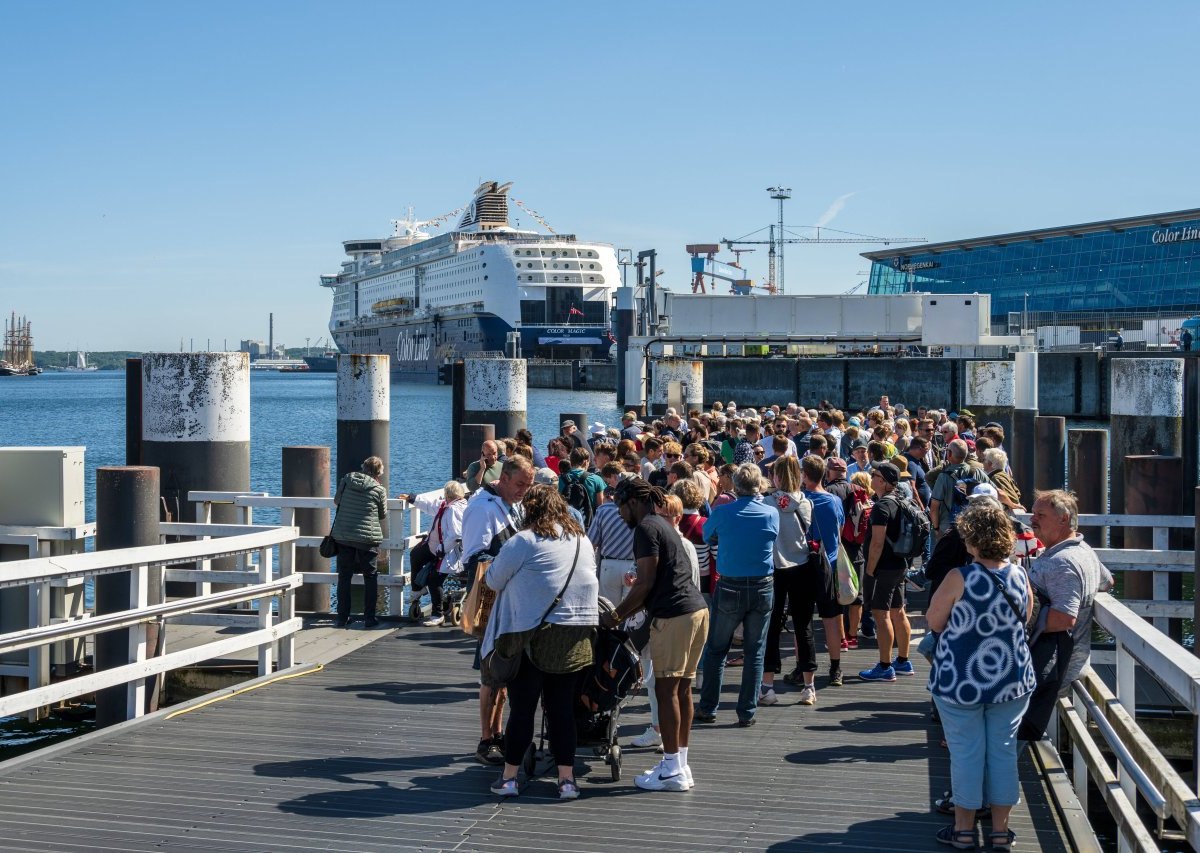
277;510;296;670
1071;692;1088;815
196;498;212;597
1115;641;1138;826
257;546;274;677
25;580;50;722
125;562;148;720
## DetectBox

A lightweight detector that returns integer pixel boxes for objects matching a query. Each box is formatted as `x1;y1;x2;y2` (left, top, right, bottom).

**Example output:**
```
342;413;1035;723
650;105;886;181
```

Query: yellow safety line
164;663;324;720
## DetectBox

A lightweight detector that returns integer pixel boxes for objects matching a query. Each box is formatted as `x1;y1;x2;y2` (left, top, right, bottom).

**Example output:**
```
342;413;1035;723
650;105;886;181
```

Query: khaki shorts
647;608;710;680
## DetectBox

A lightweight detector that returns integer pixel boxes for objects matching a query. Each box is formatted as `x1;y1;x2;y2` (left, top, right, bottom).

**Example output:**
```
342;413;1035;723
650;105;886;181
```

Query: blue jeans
934;693;1031;809
699;575;773;721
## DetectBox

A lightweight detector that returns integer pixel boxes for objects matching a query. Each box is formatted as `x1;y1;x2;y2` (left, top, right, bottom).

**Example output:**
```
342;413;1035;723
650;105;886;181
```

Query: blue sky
2;1;1198;351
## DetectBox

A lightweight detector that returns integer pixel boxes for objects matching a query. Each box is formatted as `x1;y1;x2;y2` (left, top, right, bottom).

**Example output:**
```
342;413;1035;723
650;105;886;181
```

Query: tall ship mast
318;181;619;381
0;312;40;376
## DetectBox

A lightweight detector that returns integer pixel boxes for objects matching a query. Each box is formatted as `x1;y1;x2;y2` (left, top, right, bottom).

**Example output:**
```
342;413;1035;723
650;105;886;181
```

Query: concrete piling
1068;429;1109;547
282;446;331;614
1034;416;1067;491
1011;352;1038;503
141;352;251;593
650;358;704;416
95;465;160;726
1109;358;1184;544
336;354;390;492
963;360;1015;443
458;424;496;480
559;412;588;446
615;286;635;406
125;358;142;465
460;358;527;441
1124;455;1183;637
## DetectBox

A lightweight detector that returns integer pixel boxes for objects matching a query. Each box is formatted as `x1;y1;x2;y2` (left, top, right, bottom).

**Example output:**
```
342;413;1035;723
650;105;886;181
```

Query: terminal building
863;208;1200;347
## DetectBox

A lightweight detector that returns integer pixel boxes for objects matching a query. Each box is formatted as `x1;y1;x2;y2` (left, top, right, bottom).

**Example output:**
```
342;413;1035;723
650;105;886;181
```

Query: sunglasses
665;453;681;459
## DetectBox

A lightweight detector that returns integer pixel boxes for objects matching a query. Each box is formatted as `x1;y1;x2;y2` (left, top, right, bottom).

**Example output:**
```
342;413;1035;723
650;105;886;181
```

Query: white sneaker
421;615;445;627
631;727;663;748
682;764;694;789
759;687;779;706
634;762;690;792
798;685;817;706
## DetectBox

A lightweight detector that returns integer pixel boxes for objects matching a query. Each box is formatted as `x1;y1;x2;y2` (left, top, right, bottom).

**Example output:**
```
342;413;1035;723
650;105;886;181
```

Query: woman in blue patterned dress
926;500;1036;850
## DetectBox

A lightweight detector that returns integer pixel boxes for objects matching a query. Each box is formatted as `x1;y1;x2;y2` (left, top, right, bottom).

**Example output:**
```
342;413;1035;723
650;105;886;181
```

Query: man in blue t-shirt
799;455;846;690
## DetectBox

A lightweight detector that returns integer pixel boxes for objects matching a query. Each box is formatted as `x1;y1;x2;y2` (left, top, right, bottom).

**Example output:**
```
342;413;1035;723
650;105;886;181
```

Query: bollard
1011;352;1038;506
1034;416;1067;491
458;424;496;480
282;446;331;614
125;358;142;465
615;286;635;406
1124;455;1183;639
649;358;704;416
1068;429;1109;547
95;466;160;726
963;360;1015;446
460;358;527;441
1109;358;1184;546
336;354;390;492
141;352;250;595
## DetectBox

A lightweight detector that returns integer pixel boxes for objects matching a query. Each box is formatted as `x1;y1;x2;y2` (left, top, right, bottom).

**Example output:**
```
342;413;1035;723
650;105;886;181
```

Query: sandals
936;825;979;849
989;829;1017;850
934;790;990;818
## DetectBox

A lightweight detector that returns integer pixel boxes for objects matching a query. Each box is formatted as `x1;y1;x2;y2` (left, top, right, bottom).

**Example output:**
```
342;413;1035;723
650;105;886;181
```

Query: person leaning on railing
331;456;388;629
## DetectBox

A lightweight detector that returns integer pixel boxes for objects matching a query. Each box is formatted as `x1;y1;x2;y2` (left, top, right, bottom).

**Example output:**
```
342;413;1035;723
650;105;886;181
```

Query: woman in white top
414;481;468;626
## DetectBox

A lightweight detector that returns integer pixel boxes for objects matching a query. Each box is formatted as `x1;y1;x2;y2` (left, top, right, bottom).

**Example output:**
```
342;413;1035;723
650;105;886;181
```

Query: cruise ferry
320;181;619;381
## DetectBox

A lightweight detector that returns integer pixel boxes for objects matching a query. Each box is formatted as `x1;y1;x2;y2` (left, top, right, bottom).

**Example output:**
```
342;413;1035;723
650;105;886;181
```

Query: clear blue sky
2;1;1198;351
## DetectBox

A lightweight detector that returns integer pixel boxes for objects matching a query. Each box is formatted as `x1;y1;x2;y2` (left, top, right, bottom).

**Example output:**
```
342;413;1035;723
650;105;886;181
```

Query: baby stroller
523;598;641;782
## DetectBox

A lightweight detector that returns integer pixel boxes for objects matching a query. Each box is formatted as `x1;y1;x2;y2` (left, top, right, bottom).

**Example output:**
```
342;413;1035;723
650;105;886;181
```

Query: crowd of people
329;397;1114;846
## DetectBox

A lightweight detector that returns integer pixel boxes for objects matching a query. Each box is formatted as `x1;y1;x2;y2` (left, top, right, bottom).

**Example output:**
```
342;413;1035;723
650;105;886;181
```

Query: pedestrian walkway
0;625;1070;852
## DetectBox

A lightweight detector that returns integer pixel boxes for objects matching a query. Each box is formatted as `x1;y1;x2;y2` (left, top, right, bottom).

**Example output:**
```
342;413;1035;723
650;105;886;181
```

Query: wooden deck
0;622;1072;852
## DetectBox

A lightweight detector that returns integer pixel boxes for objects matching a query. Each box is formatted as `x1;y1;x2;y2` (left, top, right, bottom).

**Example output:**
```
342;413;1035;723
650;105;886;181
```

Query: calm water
0;371;623;523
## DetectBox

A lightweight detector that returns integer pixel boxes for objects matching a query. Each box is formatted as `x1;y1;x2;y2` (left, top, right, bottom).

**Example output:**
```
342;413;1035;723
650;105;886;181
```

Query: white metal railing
0;525;300;721
1050;593;1200;853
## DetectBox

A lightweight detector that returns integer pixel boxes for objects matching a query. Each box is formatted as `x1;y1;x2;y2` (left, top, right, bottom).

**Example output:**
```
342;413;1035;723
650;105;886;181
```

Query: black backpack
886;495;931;559
563;471;596;528
948;471;988;522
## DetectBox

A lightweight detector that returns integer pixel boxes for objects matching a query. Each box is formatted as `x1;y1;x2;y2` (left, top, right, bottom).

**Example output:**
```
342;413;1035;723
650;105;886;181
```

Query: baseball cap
560;419;576;429
969;482;999;501
534;467;559;485
848;417;861;427
590;421;606;434
850;439;868;451
875;462;900;485
958;409;976;419
826;456;848;472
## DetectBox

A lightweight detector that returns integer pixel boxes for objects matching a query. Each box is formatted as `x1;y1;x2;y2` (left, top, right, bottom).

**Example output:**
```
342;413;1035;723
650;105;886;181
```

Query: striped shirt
587;501;635;560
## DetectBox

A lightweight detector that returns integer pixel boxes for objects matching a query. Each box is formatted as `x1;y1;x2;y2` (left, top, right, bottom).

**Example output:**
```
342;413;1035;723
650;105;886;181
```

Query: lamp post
767;186;791;294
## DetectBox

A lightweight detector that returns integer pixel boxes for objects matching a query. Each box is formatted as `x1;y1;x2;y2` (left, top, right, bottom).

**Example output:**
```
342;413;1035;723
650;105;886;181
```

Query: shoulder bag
318;498;341;559
485;537;582;686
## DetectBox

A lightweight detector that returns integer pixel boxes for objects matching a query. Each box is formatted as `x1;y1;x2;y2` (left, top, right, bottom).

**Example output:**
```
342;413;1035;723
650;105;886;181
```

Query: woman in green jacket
332;456;388;627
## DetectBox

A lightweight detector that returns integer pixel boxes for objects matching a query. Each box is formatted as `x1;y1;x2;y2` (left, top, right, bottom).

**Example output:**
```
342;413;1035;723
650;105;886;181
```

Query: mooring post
336;354;390;492
1011;352;1038;505
1124;455;1182;637
650;358;704;417
1034;416;1067;492
125;358;142;465
559;412;589;446
461;358;527;441
282;446;331;614
458;424;496;480
95;465;160;726
141;352;250;595
1109;358;1184;546
1068;429;1109;547
615;285;635;407
963;359;1015;447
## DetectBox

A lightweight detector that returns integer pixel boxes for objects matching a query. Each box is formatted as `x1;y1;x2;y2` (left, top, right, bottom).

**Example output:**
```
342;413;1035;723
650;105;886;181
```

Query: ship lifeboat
372;297;414;315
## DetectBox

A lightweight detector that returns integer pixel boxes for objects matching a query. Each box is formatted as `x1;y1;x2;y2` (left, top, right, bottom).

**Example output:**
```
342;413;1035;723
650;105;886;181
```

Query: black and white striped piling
650;358;704;417
336;354;390;492
95;465;160;726
963;360;1014;445
1109;357;1184;543
459;358;527;440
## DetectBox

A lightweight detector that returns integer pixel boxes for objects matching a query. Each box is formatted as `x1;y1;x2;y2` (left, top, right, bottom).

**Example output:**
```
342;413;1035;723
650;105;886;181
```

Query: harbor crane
721;226;927;293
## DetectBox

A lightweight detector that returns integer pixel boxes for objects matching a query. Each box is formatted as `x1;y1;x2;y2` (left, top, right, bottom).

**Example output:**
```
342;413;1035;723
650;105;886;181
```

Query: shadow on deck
0;624;1071;852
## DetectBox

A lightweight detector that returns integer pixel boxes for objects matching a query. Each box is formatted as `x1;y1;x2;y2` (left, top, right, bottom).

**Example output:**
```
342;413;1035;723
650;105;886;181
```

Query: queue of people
327;397;1114;844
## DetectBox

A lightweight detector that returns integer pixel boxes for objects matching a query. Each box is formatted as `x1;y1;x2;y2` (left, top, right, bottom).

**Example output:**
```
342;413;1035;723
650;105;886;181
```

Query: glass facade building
864;209;1200;323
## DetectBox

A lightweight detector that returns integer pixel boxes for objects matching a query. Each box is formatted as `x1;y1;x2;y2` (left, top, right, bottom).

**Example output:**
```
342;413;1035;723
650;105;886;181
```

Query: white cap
590;421;606;434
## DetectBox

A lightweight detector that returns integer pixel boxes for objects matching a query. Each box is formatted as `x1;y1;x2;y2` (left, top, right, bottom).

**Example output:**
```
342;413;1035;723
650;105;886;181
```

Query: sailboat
63;350;98;372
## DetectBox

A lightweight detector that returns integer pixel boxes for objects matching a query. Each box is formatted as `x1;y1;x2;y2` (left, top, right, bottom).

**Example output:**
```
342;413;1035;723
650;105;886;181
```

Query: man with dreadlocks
603;477;709;792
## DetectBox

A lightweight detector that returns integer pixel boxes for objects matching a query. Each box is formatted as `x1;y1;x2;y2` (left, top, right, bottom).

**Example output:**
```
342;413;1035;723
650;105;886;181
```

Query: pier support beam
1068;429;1109;547
1011;352;1038;504
1125;455;1183;638
460;358;527;444
963;360;1015;446
1109;358;1184;545
282;446;331;614
458;424;496;480
336;354;390;492
95;465;160;726
141;352;250;594
1034;416;1067;492
650;358;704;417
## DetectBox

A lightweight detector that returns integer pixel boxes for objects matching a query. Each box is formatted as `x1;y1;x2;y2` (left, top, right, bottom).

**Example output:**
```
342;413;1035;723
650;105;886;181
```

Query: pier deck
0;625;1071;852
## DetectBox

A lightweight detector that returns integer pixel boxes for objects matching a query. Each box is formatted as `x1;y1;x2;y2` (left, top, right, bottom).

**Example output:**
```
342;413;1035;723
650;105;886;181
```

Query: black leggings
765;567;835;674
426;570;445;615
503;654;580;769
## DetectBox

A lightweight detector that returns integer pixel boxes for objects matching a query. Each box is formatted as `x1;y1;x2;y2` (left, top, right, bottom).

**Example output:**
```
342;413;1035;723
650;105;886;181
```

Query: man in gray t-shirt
1029;491;1114;691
